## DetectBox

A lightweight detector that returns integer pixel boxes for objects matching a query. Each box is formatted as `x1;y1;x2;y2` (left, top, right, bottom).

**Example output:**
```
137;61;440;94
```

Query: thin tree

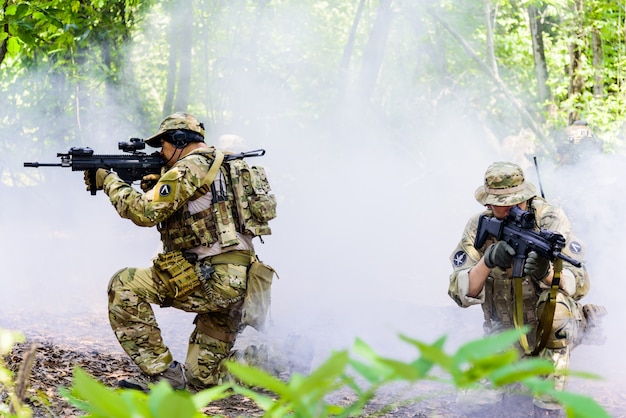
358;0;393;102
527;3;551;106
568;0;585;123
591;26;603;98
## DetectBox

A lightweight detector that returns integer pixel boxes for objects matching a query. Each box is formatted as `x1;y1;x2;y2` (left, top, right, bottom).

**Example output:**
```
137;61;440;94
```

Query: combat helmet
145;112;205;148
474;162;537;206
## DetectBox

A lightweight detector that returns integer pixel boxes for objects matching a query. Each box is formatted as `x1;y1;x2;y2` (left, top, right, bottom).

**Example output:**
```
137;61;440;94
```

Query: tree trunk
358;0;393;101
527;4;551;104
173;3;193;112
163;0;194;116
484;0;498;78
568;0;585;123
0;0;7;66
162;11;179;117
340;0;365;72
591;27;603;98
0;24;7;66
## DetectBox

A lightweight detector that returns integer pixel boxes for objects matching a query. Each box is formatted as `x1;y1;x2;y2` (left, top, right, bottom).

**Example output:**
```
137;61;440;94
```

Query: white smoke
1;2;624;404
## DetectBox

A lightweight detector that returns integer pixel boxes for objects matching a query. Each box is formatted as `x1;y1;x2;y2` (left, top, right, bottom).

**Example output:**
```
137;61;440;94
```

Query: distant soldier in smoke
83;112;285;391
448;162;606;417
556;120;603;165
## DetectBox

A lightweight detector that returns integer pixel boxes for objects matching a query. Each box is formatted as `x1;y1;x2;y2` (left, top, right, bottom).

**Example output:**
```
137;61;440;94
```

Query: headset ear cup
171;130;187;148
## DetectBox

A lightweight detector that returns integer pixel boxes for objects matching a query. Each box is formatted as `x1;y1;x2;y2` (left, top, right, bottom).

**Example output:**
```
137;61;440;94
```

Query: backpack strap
194;149;225;197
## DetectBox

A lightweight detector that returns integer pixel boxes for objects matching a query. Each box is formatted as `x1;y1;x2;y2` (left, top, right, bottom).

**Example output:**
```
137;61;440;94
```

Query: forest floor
2;311;625;418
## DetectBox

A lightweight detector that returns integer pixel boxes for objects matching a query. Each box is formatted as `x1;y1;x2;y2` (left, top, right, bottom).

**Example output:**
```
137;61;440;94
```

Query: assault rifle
24;138;267;195
474;206;581;277
24;138;163;195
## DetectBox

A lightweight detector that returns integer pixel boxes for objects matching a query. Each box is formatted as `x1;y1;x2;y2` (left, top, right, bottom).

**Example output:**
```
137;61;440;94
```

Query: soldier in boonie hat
145;112;206;148
474;161;537;207
447;160;603;417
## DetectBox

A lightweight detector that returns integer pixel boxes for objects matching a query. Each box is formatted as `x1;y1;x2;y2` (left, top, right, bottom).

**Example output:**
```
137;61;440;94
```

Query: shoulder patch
453;250;468;267
153;168;182;203
569;241;582;254
158;184;172;197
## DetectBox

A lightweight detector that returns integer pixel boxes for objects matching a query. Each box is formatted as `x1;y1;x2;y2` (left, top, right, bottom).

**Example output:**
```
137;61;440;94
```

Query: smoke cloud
1;2;625;402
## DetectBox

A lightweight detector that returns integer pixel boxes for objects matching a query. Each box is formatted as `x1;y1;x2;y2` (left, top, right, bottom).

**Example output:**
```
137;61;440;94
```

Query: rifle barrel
558;252;582;268
23;162;63;167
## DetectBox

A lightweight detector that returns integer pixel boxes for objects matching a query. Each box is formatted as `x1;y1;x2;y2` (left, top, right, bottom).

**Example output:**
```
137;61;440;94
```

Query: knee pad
538;292;577;349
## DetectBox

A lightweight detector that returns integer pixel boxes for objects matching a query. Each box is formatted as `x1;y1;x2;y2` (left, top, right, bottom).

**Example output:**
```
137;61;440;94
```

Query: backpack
224;151;278;331
226;156;277;237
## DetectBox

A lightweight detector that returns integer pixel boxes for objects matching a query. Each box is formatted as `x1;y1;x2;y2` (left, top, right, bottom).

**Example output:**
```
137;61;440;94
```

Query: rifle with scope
474;206;581;277
24;138;163;195
24;138;267;195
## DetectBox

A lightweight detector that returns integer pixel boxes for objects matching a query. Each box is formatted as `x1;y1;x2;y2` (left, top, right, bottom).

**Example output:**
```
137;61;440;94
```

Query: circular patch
453;250;468;267
569;241;582;254
159;184;172;197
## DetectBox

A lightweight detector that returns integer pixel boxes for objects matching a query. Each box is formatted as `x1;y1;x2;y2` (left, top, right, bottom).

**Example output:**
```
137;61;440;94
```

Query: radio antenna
533;156;545;198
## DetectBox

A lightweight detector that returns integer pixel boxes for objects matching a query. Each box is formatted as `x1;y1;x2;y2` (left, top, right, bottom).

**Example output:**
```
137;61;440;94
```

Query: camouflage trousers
107;258;248;387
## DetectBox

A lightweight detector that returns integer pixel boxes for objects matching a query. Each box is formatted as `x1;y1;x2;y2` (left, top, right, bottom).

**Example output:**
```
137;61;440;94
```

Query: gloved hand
523;251;551;281
83;168;110;192
483;241;516;269
140;173;161;192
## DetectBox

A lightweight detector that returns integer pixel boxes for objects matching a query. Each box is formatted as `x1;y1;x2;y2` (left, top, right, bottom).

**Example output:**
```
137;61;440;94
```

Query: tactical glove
523;251;551;281
83;168;110;192
140;173;161;192
483;241;516;269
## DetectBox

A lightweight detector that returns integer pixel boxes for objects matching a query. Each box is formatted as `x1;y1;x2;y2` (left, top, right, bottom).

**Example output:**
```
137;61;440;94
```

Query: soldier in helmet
448;162;605;417
556;120;603;165
83;112;273;390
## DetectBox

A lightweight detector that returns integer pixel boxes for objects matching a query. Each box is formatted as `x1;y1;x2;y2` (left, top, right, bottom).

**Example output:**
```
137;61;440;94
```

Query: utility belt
183;250;254;267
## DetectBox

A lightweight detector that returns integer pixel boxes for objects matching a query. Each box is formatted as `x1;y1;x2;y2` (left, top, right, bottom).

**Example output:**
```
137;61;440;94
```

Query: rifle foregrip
89;169;97;195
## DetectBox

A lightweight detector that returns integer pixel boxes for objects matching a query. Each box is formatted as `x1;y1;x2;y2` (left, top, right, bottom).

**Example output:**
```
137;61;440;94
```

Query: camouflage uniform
557;120;602;165
102;113;256;387
448;162;590;412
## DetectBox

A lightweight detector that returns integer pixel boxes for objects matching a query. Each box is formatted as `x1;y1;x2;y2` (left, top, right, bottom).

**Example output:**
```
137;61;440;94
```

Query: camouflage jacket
448;197;590;314
102;146;253;255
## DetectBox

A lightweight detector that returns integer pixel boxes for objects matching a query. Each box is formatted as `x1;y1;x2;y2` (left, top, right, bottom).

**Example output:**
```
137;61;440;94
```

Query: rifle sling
195;149;225;196
513;277;531;352
513;258;562;356
532;258;562;355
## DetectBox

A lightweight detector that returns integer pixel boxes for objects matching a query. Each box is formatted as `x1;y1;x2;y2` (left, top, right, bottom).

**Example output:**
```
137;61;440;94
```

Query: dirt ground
2;311;625;418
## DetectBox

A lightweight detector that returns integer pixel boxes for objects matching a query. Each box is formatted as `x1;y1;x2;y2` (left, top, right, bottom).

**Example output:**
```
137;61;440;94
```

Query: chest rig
158;149;240;252
482;262;539;336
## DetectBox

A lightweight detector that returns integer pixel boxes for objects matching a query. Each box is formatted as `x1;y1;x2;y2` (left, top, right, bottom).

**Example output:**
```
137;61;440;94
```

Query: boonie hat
474;162;537;206
145;112;205;147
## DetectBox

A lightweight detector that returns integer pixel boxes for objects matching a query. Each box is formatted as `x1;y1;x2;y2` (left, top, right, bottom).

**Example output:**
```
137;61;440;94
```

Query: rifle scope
118;137;146;153
508;206;535;229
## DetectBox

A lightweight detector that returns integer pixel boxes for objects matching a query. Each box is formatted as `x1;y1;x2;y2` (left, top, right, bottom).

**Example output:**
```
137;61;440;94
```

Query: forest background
1;0;625;408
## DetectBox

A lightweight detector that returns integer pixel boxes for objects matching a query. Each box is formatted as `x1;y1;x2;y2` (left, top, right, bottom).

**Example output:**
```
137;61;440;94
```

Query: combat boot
119;361;187;392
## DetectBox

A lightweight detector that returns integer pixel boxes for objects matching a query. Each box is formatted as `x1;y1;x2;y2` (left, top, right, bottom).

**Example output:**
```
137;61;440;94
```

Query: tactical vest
158;150;240;252
482;271;539;338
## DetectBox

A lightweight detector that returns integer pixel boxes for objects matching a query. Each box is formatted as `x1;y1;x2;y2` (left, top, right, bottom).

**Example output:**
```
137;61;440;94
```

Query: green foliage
0;329;31;418
222;328;608;417
227;350;354;418
62;367;232;418
61;328;609;417
3;0;626;157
